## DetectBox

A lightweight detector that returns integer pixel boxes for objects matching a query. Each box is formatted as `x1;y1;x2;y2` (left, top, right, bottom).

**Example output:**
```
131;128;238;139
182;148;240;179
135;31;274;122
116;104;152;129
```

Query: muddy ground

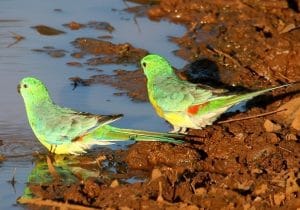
19;0;300;209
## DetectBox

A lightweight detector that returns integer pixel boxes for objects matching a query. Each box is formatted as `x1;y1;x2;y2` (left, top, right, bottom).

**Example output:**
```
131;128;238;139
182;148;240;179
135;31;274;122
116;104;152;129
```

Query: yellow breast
164;112;197;128
148;92;197;128
149;94;164;118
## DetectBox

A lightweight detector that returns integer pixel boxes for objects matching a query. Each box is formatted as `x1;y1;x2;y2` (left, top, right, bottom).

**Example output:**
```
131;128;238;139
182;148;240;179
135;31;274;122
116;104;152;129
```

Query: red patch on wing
72;135;85;142
187;102;208;115
187;104;201;115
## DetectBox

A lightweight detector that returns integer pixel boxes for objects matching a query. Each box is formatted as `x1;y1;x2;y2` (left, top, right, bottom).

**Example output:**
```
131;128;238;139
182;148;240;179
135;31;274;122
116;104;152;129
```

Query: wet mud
18;0;300;209
32;25;66;36
70;69;148;101
72;38;148;65
63;21;115;32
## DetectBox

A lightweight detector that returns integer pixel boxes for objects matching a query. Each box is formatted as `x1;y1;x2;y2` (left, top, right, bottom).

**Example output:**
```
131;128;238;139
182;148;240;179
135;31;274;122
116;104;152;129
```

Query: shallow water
0;0;185;208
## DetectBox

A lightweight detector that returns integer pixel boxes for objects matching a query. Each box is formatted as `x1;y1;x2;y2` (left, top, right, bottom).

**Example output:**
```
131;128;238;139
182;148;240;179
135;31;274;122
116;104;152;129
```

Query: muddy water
0;0;185;208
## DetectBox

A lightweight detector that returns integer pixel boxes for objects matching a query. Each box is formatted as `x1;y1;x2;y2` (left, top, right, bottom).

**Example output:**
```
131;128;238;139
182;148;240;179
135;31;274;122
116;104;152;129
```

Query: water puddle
0;0;185;208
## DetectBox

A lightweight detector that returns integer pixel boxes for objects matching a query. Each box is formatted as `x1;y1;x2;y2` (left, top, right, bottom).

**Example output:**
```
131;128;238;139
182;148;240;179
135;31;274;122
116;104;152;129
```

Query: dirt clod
264;119;282;132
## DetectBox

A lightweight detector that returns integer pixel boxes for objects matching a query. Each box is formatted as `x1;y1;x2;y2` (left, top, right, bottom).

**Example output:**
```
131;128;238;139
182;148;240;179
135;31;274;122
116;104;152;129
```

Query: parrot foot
169;126;188;134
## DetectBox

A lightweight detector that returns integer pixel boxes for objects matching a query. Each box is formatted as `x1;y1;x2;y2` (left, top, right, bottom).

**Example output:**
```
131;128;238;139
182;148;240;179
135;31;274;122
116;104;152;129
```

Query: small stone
264;119;281;132
110;179;119;188
253;196;262;202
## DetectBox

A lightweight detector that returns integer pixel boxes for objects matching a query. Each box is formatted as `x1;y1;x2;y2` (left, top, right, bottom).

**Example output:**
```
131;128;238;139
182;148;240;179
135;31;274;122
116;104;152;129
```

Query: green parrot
141;54;290;134
18;77;183;155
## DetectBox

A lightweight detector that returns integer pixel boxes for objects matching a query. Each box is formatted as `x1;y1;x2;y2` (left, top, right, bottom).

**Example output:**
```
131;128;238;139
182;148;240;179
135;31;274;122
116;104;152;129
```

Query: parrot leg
178;127;188;134
53;145;57;154
169;126;188;134
129;134;138;140
169;126;181;133
49;145;57;154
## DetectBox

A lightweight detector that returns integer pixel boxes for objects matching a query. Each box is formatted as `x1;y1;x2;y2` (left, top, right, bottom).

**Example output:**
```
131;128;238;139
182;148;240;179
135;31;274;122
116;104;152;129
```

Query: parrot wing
36;106;123;145
153;76;224;112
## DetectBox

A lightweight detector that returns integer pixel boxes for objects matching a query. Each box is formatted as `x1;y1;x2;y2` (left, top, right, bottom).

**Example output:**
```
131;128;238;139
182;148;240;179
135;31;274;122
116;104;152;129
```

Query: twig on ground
218;109;287;124
278;146;292;153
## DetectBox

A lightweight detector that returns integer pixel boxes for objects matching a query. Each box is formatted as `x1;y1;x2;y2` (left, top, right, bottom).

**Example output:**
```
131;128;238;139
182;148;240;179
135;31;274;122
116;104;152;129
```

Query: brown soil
21;0;300;209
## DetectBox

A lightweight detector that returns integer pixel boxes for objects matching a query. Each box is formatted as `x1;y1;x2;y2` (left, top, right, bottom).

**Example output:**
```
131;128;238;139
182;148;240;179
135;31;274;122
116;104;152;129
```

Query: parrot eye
23;84;28;88
142;62;147;67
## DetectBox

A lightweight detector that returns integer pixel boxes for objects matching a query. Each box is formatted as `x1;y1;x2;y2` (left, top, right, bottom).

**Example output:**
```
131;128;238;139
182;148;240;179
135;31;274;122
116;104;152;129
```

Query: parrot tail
94;125;184;144
224;83;291;107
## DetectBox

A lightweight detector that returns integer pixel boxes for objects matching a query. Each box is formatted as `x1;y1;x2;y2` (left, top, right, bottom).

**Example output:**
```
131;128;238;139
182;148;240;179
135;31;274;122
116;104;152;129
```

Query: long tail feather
222;83;291;107
93;125;184;144
116;127;184;138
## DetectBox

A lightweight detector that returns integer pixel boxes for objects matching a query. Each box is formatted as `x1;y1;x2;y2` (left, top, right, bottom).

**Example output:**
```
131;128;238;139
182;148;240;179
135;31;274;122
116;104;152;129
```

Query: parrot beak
17;84;21;94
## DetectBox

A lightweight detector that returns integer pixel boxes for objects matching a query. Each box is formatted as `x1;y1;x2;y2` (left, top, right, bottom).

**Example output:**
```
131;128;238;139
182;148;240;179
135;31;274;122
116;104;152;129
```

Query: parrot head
141;54;175;80
18;77;51;104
